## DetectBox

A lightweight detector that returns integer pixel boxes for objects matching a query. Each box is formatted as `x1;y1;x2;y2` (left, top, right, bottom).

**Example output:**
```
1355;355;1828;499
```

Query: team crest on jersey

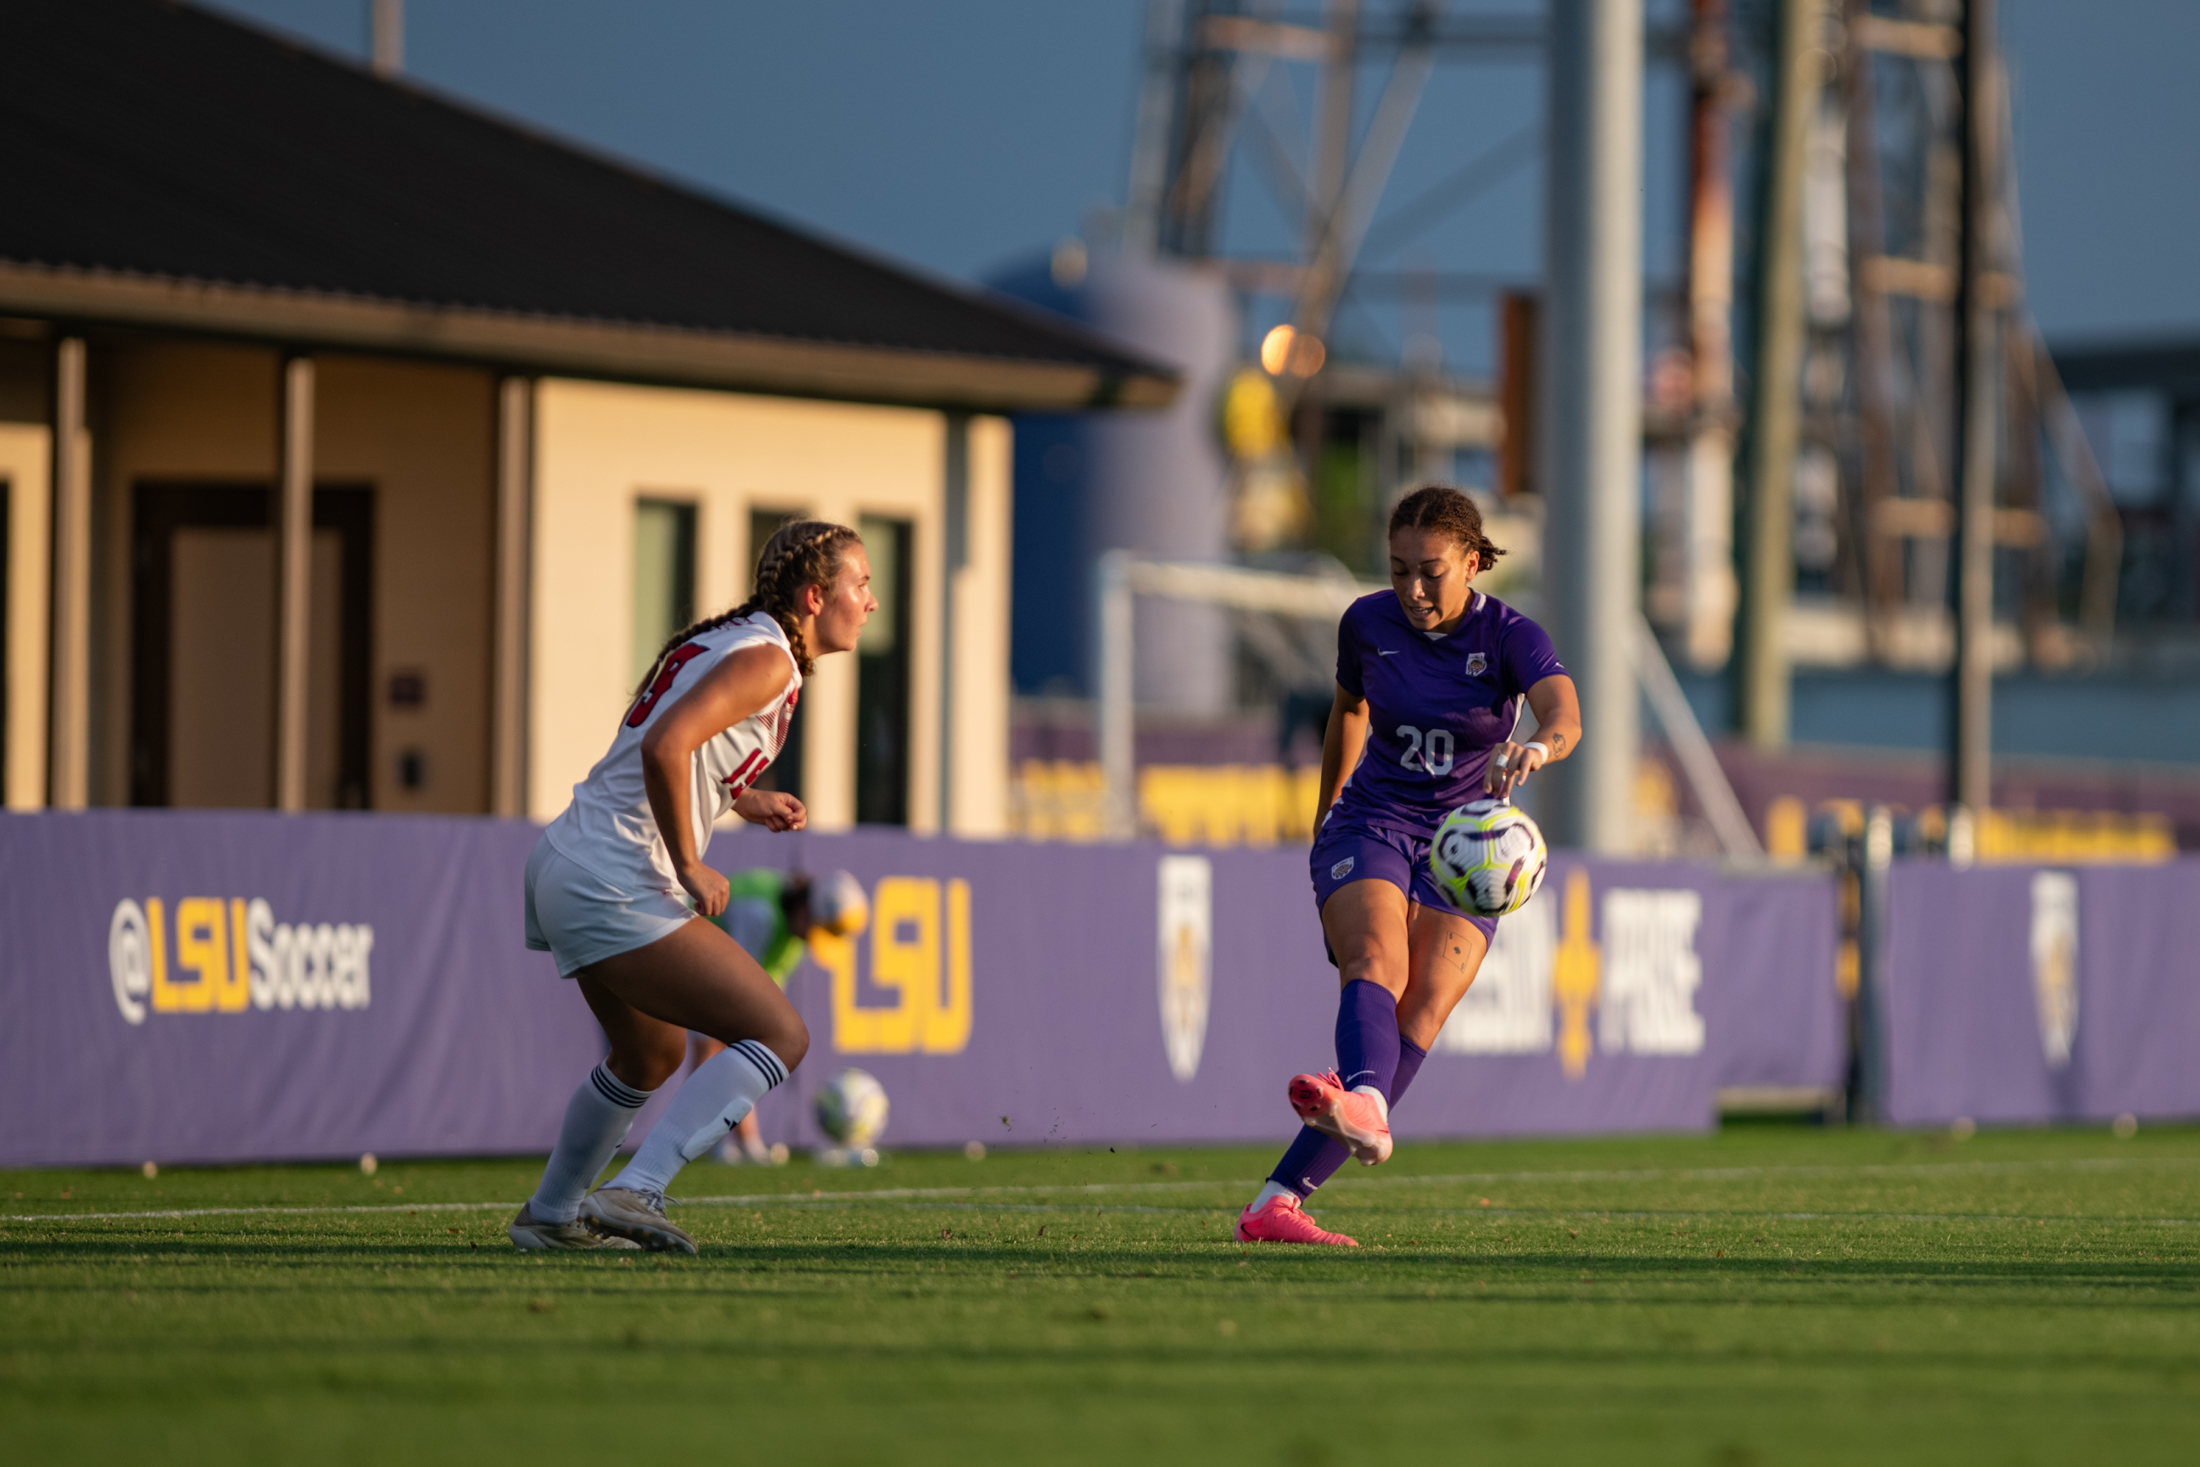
1330;857;1355;880
1465;652;1488;676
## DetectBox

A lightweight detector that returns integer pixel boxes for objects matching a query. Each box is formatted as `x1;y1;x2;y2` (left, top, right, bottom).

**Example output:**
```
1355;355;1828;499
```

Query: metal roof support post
1682;0;1739;671
491;376;532;819
1948;0;1999;815
1095;550;1136;840
1541;0;1643;853
47;336;89;810
370;0;403;78
938;411;970;837
273;354;314;813
1738;0;1819;751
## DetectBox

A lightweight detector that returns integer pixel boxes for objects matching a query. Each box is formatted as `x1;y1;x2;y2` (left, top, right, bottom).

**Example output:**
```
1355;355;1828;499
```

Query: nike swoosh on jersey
1376;649;1401;657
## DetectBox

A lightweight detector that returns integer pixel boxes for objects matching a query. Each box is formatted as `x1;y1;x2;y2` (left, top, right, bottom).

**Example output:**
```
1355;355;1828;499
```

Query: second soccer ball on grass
815;1067;890;1149
1428;798;1549;918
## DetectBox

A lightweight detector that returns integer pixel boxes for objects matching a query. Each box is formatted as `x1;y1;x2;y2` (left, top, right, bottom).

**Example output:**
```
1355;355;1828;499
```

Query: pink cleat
1289;1070;1393;1166
1235;1192;1357;1246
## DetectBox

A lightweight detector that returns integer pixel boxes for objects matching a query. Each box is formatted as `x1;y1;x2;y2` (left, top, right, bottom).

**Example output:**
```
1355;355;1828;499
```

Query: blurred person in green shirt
692;869;867;1162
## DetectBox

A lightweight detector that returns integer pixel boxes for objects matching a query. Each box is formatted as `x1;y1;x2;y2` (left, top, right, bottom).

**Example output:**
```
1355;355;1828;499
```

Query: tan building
0;1;1171;834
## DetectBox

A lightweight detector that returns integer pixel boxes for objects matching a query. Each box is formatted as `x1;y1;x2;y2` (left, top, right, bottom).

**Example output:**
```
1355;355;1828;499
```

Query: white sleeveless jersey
541;613;799;897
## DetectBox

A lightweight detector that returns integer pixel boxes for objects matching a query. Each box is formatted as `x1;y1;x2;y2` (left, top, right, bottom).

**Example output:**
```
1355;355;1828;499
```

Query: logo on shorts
1330;857;1356;880
1465;652;1488;676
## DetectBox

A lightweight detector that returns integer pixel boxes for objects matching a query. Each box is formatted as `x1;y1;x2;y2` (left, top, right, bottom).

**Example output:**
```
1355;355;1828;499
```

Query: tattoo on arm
1551;733;1567;755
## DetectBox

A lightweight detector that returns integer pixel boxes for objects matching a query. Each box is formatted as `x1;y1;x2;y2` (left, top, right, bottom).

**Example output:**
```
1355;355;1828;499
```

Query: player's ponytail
631;518;862;695
1387;483;1506;570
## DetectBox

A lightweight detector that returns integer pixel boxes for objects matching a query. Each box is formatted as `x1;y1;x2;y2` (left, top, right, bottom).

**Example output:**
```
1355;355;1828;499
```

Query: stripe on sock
729;1039;788;1089
589;1062;649;1109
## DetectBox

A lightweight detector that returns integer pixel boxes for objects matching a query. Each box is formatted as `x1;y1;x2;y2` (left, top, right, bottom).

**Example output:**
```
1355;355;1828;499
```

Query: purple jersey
1326;589;1566;836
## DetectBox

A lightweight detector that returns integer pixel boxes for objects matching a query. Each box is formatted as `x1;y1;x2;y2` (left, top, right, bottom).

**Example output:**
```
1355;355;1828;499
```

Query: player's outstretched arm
1484;673;1582;799
639;644;795;917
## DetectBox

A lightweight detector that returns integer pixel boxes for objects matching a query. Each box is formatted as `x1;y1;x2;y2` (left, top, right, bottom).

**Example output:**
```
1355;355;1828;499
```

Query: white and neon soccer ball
1429;798;1549;918
814;1068;890;1148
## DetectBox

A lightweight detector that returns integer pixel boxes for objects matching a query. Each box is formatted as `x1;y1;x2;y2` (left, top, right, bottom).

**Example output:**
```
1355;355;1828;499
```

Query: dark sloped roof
2050;336;2200;397
0;0;1174;410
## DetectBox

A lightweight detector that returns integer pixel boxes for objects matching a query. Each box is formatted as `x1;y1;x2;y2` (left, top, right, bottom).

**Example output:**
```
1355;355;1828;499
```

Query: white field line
2;1154;2194;1228
1402;1206;2200;1227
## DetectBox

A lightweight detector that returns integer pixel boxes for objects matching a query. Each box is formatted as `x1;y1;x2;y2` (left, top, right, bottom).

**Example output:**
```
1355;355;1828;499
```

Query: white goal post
1092;551;1762;857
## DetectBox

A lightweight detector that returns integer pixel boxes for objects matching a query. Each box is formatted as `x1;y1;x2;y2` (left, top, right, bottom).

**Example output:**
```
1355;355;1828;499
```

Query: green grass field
5;1124;2198;1465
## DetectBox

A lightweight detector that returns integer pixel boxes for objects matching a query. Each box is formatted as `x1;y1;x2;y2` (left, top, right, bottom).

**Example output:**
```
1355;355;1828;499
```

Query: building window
631;499;696;687
856;515;912;826
748;507;804;798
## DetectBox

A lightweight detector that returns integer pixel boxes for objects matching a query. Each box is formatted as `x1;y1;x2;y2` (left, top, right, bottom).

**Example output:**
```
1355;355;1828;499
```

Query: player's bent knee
608;1033;687;1091
1336;949;1406;996
764;1012;810;1073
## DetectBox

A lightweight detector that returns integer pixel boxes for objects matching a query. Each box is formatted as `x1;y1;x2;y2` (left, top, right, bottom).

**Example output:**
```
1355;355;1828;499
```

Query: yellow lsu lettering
154;896;250;1013
820;876;972;1056
115;897;373;1021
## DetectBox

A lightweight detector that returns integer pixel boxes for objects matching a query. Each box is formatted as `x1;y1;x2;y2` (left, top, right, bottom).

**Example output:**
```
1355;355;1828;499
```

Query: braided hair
1388;484;1506;570
632;518;862;694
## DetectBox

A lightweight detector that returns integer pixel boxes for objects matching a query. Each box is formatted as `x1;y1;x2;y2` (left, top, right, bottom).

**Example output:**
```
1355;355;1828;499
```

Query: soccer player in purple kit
1236;485;1583;1246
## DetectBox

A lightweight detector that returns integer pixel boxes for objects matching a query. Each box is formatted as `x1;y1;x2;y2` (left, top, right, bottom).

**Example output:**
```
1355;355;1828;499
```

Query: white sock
1250;1180;1299;1212
530;1062;653;1224
608;1041;788;1196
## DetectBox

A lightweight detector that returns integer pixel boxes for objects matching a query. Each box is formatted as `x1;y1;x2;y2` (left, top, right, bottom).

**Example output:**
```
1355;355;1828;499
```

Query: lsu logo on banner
108;898;375;1026
813;877;972;1056
1431;870;1704;1078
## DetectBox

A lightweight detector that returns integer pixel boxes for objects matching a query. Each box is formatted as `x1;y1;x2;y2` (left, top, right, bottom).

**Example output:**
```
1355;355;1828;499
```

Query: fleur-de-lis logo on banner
1550;869;1601;1079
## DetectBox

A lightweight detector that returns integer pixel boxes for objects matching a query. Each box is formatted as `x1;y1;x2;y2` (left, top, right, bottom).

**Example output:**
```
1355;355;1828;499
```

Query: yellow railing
1762;795;2177;863
1010;760;1323;847
1007;760;1109;842
1015;755;1689;851
1975;808;2177;863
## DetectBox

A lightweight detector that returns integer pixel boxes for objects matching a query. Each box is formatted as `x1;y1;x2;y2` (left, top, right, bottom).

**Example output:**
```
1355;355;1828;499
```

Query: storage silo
988;246;1235;715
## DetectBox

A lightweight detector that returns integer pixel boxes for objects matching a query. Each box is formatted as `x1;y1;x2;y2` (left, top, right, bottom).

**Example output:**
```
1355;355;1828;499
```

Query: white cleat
508;1201;642;1252
580;1186;698;1255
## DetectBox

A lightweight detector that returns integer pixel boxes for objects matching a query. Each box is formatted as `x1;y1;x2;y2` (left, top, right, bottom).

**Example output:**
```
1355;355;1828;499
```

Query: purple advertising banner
0;811;1839;1168
0;810;597;1169
1880;858;2200;1127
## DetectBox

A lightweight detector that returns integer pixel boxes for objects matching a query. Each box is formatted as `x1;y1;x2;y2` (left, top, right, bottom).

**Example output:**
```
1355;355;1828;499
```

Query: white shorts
523;836;692;978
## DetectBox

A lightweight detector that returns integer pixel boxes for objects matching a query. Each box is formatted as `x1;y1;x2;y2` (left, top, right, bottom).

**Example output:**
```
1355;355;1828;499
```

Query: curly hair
632;518;862;694
1387;484;1506;569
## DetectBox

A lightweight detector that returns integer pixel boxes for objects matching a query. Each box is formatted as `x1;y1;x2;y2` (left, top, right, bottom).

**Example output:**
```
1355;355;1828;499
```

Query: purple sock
1269;1034;1430;1199
1391;1035;1428;1104
1335;979;1400;1095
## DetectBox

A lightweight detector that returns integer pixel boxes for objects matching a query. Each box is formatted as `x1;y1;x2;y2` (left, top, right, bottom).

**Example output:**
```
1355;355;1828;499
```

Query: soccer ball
814;1068;890;1148
1429;798;1549;918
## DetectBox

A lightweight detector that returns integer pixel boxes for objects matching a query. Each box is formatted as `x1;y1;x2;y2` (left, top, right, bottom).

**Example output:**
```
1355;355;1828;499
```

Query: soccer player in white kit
510;520;873;1253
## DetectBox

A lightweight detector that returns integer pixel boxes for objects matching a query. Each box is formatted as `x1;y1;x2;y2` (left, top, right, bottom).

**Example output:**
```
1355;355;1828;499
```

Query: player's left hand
1483;740;1546;798
734;788;806;832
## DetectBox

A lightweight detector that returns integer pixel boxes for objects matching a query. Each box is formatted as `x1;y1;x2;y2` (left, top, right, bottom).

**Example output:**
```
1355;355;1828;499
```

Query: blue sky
203;0;2200;358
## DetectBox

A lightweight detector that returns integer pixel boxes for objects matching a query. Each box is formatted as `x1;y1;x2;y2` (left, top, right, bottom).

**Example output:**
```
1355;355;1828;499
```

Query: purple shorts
1309;820;1499;953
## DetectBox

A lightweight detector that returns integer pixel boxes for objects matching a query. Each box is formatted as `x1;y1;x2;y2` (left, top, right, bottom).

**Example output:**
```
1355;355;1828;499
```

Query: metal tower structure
1120;1;1593;567
1775;0;2120;802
